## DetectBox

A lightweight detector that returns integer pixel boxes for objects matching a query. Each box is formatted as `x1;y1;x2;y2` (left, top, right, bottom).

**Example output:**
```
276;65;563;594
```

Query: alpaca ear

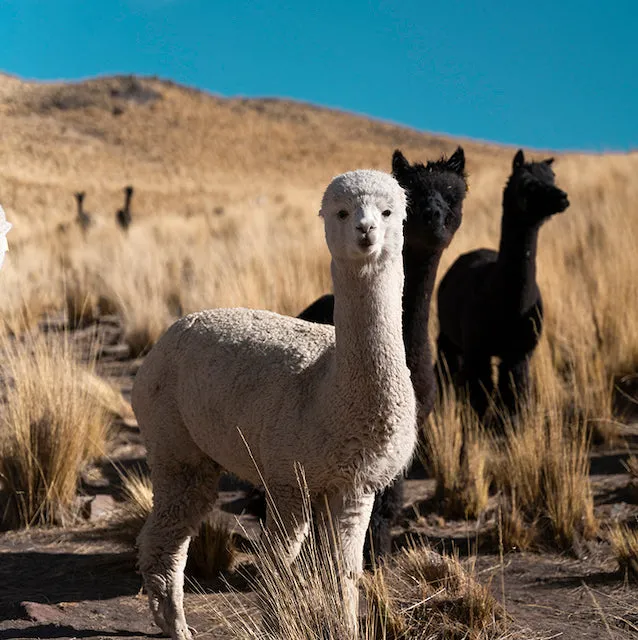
513;149;525;170
544;157;555;166
447;146;465;174
392;150;410;177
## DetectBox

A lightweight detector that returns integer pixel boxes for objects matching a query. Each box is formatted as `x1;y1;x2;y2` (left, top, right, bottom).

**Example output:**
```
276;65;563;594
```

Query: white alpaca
132;170;417;639
0;205;11;271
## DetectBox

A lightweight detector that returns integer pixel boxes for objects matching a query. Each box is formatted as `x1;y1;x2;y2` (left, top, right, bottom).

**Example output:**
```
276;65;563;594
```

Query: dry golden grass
117;467;154;536
608;524;638;580
0;333;117;529
117;468;236;580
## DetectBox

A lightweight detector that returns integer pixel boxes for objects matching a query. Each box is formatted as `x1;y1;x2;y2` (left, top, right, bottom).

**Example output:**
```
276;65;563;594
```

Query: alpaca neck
76;200;83;218
124;191;132;212
402;245;443;417
331;256;410;425
496;212;540;313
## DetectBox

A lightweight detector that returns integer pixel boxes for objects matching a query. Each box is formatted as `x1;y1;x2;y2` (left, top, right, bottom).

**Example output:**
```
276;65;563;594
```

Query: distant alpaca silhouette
74;192;92;236
437;149;569;420
116;186;134;231
296;147;467;563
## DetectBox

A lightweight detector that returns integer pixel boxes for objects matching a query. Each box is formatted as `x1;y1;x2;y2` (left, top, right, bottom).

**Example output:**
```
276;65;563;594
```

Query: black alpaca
74;192;92;236
116;186;134;231
293;147;467;564
436;149;569;420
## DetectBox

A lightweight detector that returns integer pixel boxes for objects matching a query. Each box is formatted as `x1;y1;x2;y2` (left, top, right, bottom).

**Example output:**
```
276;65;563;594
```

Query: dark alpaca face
392;147;467;252
506;150;570;223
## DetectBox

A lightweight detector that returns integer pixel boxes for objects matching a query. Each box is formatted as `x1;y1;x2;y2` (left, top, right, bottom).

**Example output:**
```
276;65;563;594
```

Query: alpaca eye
337;209;349;220
382;209;392;217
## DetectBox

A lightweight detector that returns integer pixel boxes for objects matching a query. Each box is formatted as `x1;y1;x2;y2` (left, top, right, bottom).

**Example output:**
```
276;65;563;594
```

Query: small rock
90;494;116;521
19;601;64;624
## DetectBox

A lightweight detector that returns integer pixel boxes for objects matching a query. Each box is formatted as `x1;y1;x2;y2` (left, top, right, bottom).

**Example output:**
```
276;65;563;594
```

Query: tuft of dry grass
494;400;597;551
608;524;638;580
365;544;507;640
117;469;236;579
421;383;492;519
0;334;115;529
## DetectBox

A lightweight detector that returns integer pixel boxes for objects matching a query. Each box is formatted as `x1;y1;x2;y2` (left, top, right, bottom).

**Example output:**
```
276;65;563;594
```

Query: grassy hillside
1;73;636;375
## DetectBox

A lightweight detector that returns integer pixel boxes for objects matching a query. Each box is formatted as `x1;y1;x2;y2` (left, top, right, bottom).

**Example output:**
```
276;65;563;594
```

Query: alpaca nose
556;189;570;211
356;221;376;235
427;194;447;225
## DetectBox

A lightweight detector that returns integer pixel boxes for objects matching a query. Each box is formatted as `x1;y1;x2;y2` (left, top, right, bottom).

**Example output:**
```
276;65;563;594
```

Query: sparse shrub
0;334;115;528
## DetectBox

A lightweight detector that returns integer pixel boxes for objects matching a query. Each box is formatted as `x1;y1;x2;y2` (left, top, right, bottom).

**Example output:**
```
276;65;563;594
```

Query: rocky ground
1;318;637;639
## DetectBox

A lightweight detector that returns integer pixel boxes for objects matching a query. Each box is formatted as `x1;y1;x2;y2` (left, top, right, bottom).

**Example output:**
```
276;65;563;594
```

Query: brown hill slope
0;73;513;222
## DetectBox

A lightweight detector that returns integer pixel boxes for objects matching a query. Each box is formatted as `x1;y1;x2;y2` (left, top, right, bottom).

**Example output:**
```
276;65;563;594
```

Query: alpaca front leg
498;356;531;417
436;332;462;386
363;479;403;568
320;491;375;633
464;353;493;420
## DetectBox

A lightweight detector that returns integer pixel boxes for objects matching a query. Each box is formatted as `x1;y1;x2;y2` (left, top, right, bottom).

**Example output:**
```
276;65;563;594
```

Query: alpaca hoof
172;623;196;640
150;606;171;636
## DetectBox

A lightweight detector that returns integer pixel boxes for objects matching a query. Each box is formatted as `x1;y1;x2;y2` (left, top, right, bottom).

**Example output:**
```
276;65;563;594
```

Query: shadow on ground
0;551;140;619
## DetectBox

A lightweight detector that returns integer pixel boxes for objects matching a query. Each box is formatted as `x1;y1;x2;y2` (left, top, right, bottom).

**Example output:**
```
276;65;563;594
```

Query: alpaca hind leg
138;456;221;640
318;491;375;633
498;356;531;418
363;478;403;568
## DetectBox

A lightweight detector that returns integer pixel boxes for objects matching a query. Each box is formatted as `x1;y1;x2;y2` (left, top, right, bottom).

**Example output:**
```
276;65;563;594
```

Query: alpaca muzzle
555;190;570;212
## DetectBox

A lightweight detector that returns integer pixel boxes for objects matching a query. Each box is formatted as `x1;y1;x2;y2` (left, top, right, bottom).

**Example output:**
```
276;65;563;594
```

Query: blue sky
1;0;636;151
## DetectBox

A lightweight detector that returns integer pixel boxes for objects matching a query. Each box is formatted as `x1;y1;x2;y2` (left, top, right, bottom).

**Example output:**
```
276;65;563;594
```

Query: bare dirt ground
1;318;637;640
